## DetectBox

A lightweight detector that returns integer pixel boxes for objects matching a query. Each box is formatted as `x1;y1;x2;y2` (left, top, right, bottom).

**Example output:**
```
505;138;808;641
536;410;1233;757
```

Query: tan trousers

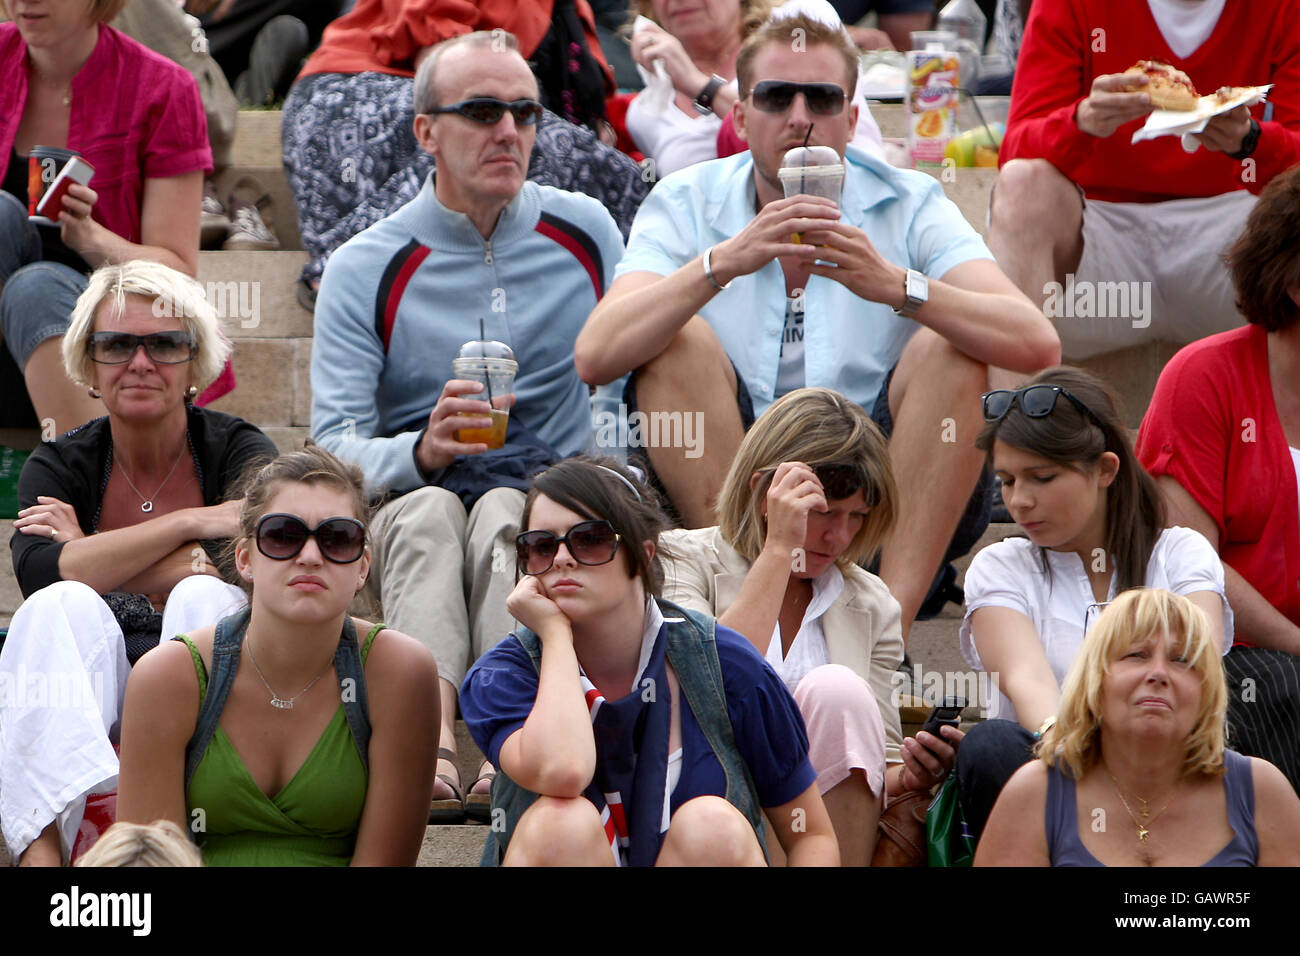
368;486;523;690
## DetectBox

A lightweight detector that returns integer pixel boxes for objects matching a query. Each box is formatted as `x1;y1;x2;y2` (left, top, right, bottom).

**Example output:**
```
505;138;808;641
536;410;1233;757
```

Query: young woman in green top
117;446;441;865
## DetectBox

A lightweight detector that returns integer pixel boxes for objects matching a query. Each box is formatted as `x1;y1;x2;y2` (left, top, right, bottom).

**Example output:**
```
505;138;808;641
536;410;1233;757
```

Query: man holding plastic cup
309;30;624;822
577;12;1058;647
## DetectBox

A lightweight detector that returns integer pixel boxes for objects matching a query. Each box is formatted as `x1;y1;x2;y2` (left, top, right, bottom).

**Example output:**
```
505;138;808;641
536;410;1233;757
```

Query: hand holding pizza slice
1117;60;1199;111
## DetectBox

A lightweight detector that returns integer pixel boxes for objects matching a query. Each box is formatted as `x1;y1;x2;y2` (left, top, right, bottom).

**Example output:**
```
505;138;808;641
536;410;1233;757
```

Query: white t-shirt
776;294;806;398
959;526;1233;723
1147;0;1226;59
764;563;844;692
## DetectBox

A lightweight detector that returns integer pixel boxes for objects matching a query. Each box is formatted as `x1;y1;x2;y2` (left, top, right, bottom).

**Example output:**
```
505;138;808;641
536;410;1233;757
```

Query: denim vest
480;599;768;865
175;607;374;787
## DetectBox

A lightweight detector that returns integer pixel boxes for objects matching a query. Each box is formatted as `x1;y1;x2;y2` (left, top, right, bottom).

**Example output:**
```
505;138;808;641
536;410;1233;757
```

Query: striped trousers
1224;646;1300;796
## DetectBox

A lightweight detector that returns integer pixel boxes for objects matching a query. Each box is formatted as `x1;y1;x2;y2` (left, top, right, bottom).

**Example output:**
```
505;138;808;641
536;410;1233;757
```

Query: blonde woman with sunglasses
955;366;1232;846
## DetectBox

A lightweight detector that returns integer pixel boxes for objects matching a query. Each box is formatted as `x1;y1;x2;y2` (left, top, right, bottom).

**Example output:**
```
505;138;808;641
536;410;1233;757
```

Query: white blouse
959;526;1233;723
764;564;844;693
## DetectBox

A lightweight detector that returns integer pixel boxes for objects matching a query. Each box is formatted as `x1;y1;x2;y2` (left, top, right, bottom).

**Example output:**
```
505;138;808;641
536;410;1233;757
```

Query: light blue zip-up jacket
311;174;624;495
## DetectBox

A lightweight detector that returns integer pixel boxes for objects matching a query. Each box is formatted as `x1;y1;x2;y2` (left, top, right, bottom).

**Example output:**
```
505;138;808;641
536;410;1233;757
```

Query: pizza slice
1118;60;1199;111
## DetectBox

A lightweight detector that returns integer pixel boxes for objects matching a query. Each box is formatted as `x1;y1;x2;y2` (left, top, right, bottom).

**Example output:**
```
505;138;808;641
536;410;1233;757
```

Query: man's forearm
1225;563;1300;656
575;257;724;385
914;279;1060;372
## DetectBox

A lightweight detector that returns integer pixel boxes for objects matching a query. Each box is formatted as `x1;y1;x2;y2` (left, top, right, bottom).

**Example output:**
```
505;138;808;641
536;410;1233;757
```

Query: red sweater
1136;325;1300;643
1002;0;1300;202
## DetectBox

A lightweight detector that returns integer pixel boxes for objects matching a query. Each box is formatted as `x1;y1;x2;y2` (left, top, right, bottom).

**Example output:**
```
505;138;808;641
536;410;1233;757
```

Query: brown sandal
430;747;466;823
465;763;496;822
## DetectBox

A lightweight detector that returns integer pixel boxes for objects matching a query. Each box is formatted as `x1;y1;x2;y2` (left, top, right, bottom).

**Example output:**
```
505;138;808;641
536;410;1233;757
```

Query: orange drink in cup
451;339;518;450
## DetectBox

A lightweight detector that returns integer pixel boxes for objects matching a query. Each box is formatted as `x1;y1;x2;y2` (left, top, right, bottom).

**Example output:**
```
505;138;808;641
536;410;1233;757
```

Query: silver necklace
245;634;333;711
115;442;188;513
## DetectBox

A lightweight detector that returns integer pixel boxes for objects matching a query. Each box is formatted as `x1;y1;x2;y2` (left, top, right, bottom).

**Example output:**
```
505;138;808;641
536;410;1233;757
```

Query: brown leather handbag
871;789;931;867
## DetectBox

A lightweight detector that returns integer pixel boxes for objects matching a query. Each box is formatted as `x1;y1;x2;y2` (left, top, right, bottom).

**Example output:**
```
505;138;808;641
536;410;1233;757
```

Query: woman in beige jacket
661;388;961;865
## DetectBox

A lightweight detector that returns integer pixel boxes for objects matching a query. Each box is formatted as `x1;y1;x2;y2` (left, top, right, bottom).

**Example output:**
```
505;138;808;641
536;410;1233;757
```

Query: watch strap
694;74;726;115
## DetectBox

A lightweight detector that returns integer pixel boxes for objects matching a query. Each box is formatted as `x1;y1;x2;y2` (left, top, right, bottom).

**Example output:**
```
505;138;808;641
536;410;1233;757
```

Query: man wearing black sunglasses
577;13;1057;640
310;31;626;819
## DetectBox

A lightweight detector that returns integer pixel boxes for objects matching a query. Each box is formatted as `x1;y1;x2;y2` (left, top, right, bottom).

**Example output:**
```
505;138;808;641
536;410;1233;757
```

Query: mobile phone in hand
34;157;94;222
919;696;966;740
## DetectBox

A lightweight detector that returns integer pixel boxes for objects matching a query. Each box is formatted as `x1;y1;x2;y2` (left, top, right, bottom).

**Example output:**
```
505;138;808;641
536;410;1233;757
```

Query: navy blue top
1046;749;1259;866
461;623;817;813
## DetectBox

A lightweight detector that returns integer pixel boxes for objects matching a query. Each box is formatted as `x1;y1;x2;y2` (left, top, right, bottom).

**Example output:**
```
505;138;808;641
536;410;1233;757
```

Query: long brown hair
976;367;1164;591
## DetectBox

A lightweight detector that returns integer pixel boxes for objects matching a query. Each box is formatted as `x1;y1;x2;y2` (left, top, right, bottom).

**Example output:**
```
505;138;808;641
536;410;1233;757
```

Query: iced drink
451;338;518;450
779;146;844;243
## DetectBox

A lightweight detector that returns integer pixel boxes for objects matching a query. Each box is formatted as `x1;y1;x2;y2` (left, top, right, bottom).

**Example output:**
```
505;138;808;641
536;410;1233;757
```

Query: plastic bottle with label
937;0;987;87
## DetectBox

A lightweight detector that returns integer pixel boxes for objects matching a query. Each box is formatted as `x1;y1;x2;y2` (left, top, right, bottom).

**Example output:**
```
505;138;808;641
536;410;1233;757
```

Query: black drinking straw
479;318;494;407
800;124;814;193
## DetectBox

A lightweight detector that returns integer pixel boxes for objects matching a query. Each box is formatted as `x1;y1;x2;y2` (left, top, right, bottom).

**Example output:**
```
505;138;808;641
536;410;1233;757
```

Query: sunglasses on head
981;385;1106;430
760;462;874;504
255;514;367;564
428;97;544;125
88;331;196;365
748;80;846;115
516;519;621;576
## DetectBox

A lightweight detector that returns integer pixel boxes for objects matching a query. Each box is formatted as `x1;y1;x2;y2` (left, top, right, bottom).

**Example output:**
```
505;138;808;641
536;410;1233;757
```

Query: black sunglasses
256;514;367;564
428;97;544;126
516;519;621;576
981;385;1106;430
88;331;196;365
759;462;875;504
749;81;846;116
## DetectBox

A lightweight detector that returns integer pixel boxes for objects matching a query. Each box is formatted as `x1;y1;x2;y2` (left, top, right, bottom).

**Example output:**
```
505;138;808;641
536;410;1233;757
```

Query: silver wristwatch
893;268;928;318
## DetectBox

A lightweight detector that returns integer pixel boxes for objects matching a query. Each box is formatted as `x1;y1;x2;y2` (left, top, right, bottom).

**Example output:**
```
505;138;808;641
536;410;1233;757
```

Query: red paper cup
28;146;79;218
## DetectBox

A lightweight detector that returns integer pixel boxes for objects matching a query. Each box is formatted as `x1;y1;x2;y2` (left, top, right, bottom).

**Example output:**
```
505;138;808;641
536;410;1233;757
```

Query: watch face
906;270;929;301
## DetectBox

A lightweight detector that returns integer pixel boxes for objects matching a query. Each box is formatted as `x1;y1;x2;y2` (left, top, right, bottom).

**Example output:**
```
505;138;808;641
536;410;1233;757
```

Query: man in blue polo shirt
576;13;1057;643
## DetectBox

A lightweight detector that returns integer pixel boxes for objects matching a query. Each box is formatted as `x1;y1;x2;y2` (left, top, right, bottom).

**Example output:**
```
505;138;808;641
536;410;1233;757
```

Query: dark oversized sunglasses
516;519;621;576
981;385;1106;430
428;97;544;125
256;514;367;564
749;80;846;115
88;331;196;365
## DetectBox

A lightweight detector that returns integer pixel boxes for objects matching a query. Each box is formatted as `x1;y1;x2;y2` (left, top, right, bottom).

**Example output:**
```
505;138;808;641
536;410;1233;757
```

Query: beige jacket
660;526;905;764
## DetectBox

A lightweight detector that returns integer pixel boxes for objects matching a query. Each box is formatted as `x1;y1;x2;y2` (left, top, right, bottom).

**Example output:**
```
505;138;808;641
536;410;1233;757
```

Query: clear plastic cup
451;339;517;450
778;145;845;202
779;146;844;243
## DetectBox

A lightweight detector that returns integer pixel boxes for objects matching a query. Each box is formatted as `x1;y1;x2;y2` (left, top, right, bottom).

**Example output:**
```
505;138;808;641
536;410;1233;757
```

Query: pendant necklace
115;441;189;513
245;634;333;711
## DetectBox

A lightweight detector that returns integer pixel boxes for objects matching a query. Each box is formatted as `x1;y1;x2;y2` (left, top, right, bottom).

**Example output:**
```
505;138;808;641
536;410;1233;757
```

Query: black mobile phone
920;696;966;739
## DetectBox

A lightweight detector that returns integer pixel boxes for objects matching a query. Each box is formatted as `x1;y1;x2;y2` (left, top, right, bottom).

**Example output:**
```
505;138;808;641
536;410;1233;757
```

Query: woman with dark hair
955;366;1232;843
661;387;959;866
117;445;440;866
459;456;839;865
1136;164;1300;793
977;589;1300;867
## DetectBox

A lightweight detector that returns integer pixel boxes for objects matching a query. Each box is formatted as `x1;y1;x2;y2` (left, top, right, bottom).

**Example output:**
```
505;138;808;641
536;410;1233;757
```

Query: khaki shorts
1053;190;1256;360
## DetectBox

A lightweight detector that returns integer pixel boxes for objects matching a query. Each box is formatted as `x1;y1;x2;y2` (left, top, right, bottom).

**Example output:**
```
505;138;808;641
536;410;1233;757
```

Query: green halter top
177;625;382;866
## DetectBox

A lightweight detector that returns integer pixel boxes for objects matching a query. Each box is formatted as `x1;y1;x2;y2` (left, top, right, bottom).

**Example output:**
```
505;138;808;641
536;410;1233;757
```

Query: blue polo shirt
605;145;992;417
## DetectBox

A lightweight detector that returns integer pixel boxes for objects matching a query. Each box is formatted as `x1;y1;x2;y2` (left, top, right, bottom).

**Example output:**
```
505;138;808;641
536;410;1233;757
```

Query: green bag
926;774;975;867
0;446;31;519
